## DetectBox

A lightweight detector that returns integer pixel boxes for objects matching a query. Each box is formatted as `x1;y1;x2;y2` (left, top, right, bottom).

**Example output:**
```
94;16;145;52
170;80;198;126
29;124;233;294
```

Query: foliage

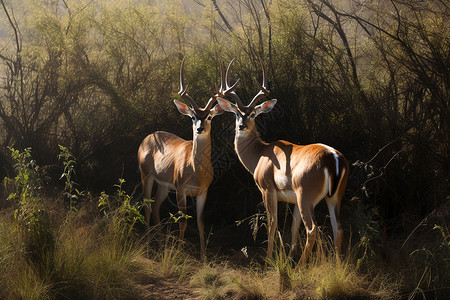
5;147;54;275
98;178;147;238
169;210;193;223
1;0;446;223
0;147;149;299
398;206;450;299
6;147;41;204
0;0;448;298
58;145;83;209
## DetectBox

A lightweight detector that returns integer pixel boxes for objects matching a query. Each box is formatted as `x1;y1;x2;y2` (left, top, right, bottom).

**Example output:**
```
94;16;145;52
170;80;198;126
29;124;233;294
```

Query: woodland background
0;0;448;299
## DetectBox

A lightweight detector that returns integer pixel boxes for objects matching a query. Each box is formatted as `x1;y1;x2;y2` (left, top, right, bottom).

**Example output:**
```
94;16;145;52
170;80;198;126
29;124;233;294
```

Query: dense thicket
1;0;448;254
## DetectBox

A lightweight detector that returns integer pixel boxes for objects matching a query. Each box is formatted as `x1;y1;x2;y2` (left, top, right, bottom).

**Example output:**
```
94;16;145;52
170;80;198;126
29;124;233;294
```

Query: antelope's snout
197;125;205;134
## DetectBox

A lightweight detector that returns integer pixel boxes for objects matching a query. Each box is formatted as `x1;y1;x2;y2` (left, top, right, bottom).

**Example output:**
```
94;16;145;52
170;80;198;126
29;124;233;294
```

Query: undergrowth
1;147;448;299
0;148;147;299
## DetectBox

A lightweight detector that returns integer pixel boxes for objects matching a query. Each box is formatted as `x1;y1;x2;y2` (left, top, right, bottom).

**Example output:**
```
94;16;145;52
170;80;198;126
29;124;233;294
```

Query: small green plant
169;210;193;223
6;147;40;206
5;147;54;275
98;178;148;237
433;224;449;248
351;200;382;270
58;145;83;210
405;223;450;299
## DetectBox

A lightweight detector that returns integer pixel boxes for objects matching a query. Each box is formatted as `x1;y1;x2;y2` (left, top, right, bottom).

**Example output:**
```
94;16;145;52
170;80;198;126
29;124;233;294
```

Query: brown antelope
137;58;237;258
216;61;348;270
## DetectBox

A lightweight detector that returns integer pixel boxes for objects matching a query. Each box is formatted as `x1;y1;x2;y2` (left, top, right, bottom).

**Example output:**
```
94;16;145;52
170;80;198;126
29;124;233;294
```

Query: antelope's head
216;60;277;135
174;57;230;137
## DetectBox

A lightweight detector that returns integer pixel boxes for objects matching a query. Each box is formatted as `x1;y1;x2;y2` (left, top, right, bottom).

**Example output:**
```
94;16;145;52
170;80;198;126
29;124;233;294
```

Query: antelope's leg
263;190;278;262
295;191;317;271
326;195;343;256
289;204;301;259
152;185;169;225
196;191;207;259
176;191;188;240
141;174;154;230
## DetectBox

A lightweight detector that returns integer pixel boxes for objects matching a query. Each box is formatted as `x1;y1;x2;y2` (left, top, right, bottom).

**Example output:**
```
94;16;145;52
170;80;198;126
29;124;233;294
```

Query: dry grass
0;214;50;299
191;262;268;299
0;206;404;300
0;200;148;299
0;205;440;300
293;257;397;299
1;193;447;299
152;234;196;279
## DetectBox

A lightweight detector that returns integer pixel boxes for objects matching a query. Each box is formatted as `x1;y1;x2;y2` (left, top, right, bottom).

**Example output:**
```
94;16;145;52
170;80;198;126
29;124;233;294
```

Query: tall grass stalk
191;262;266;299
0;214;52;299
267;231;294;292
264;227;397;299
153;234;193;278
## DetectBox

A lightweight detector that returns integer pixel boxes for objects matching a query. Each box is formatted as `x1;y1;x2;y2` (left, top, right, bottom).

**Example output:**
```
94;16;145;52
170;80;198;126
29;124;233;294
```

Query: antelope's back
138;131;191;178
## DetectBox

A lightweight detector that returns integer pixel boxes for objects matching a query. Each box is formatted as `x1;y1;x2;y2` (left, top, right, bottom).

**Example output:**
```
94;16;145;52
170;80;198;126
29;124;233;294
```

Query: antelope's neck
192;133;212;171
234;128;265;175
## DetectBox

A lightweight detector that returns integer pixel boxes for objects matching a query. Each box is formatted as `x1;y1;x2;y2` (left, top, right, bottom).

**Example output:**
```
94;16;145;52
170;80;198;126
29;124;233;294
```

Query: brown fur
217;96;349;269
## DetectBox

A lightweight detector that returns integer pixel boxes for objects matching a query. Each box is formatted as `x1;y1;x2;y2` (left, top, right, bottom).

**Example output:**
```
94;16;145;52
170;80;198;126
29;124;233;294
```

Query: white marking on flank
324;167;332;197
317;143;340;176
275;174;290;190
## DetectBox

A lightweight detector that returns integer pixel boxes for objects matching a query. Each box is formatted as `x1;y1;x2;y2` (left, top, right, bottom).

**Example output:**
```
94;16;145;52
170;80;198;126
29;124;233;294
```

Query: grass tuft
148;234;194;279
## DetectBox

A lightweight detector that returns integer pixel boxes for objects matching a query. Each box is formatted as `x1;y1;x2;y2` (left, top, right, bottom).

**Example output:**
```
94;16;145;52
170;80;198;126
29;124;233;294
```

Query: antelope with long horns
138;57;238;258
216;60;348;270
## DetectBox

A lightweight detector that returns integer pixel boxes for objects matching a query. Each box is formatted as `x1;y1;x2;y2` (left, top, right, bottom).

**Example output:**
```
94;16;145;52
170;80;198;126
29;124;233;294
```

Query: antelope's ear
216;97;238;114
254;99;277;116
210;103;225;117
173;100;194;117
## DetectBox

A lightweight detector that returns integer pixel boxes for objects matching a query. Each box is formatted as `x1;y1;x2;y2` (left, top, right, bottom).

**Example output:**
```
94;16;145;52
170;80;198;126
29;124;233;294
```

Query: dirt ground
137;278;198;300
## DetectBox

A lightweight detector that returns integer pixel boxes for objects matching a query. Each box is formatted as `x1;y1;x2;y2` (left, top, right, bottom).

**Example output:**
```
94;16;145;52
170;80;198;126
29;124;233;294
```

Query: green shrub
5;147;54;275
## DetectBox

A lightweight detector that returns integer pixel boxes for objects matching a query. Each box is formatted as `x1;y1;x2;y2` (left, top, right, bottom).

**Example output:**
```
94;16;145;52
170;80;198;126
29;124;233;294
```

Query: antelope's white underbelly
155;179;204;196
155;179;176;190
274;169;330;206
276;190;297;204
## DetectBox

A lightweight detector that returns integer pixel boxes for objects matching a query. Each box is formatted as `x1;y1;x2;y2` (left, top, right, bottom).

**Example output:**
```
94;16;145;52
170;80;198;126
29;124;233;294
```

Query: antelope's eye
191;116;196;120
250;113;256;118
207;116;212;121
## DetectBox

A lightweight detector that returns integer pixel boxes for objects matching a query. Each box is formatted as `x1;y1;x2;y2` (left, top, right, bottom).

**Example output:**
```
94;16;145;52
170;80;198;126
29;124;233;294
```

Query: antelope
137;57;237;258
216;60;348;270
